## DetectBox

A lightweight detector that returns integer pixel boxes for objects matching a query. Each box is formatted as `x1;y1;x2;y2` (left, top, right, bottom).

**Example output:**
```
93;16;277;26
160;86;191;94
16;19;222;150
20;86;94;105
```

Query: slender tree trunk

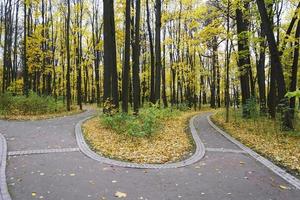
66;0;71;111
103;0;119;111
289;20;300;118
162;27;168;107
257;24;267;114
13;1;18;84
23;0;29;96
225;0;230;122
154;0;162;104
132;0;141;113
122;0;131;113
146;0;155;104
92;2;101;106
76;0;83;110
211;37;217;108
236;2;251;117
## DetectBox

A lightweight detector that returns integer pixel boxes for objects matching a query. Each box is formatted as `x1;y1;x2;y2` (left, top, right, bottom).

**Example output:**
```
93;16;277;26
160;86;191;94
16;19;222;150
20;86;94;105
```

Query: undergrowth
101;106;182;137
0;92;66;116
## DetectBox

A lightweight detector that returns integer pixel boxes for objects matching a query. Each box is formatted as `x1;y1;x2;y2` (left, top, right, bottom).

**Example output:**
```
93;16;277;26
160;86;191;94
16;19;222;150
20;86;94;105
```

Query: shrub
7;79;24;95
176;103;191;111
101;106;180;137
0;92;65;116
243;97;258;118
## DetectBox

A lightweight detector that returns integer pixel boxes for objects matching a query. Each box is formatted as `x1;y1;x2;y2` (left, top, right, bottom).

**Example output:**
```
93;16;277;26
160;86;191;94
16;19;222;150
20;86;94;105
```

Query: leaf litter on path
115;191;127;198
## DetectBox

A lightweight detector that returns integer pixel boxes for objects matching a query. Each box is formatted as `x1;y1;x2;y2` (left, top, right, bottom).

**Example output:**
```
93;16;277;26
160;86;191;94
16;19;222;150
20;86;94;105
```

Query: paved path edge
0;134;12;200
207;115;300;190
75;114;206;169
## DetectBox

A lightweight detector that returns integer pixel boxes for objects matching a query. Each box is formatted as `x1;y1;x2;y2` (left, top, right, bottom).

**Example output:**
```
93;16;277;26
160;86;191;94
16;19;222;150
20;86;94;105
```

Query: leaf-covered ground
0;108;83;121
82;111;201;164
211;109;300;177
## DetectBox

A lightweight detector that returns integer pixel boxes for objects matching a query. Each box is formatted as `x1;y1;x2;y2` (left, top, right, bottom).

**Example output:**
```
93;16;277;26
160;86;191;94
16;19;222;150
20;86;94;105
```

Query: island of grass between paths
83;106;206;164
211;108;300;178
0;92;82;120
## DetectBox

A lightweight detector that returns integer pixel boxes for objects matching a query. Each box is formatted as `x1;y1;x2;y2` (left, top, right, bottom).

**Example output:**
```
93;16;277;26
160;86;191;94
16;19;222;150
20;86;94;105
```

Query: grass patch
82;107;205;164
0;92;80;120
211;108;300;177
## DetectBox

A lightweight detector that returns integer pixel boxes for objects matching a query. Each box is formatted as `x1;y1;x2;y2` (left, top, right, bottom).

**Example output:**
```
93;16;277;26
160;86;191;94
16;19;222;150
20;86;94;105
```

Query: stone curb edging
207;115;300;190
0;134;12;200
8;148;80;156
75;115;206;169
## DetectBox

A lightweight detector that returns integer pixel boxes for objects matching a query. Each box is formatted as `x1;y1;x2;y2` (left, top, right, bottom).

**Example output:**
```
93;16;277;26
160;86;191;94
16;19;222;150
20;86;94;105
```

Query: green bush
0;92;65;116
101;106;180;137
243;97;258;118
176;103;191;111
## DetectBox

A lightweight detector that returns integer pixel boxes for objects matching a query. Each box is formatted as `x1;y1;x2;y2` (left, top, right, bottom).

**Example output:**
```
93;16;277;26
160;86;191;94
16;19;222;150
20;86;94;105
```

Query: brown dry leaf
115;191;127;198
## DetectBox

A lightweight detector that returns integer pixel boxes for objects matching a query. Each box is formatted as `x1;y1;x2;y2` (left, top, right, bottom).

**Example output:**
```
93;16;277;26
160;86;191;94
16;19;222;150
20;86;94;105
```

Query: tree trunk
257;24;267;114
132;0;141;113
103;0;119;111
13;0;18;84
289;20;300;118
154;0;162;103
146;0;155;104
210;37;217;108
256;0;293;130
122;0;131;113
23;0;29;96
66;0;71;111
236;2;251;117
162;27;168;107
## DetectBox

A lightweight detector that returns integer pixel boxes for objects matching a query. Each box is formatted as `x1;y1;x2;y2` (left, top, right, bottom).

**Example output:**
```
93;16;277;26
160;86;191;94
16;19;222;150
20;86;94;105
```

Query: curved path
0;111;299;200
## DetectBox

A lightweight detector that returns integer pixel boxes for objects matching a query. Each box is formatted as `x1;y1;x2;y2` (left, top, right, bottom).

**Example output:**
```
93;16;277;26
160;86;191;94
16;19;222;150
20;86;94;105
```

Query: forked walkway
0;111;299;200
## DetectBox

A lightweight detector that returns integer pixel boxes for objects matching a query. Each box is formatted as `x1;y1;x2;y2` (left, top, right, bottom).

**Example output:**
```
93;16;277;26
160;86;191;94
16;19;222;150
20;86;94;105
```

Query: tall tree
3;0;13;93
66;0;71;111
225;0;230;122
23;0;29;96
122;0;131;113
256;0;293;129
91;0;101;107
236;1;251;117
132;0;141;113
76;0;83;110
210;37;218;109
146;0;155;104
12;0;19;84
162;26;168;108
256;24;267;114
103;0;119;111
289;20;300;118
154;0;162;103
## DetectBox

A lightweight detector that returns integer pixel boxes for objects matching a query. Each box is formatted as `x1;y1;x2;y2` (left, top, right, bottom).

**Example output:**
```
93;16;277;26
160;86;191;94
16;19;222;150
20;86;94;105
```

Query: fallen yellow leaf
279;185;289;190
115;191;127;198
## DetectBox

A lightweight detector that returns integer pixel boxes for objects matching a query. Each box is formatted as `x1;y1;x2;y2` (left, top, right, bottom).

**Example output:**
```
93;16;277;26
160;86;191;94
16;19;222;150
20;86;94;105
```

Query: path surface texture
0;111;299;200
